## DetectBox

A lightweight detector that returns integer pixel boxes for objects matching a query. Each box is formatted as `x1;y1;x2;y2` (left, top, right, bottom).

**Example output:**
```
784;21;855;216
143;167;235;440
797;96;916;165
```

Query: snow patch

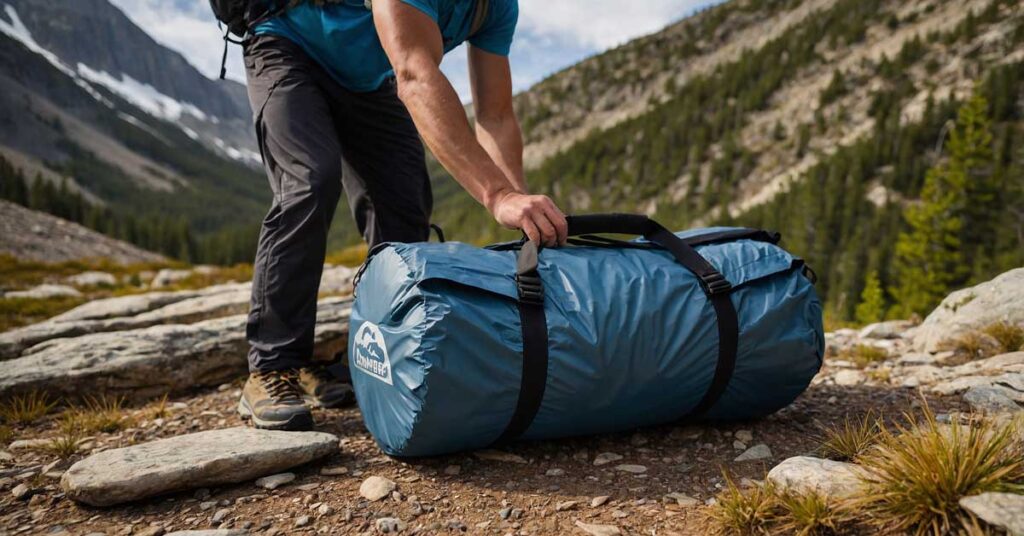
76;63;209;122
213;137;261;165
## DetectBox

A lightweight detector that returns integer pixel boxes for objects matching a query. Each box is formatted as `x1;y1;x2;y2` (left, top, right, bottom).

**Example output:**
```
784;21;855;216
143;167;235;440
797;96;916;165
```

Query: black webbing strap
493;241;548;445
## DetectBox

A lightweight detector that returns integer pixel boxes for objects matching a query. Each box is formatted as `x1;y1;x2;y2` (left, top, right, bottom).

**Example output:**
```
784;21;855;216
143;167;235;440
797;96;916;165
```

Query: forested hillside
428;0;1024;323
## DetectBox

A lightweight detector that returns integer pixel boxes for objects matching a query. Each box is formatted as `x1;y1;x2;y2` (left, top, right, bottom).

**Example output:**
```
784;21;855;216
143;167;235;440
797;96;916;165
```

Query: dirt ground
0;370;959;536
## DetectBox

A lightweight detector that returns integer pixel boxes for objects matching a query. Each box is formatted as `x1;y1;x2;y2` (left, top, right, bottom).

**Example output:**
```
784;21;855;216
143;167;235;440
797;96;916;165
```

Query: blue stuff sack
349;213;823;457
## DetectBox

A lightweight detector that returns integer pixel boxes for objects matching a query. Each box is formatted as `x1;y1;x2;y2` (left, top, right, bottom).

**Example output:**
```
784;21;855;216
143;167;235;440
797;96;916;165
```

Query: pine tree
891;90;994;317
855;270;885;325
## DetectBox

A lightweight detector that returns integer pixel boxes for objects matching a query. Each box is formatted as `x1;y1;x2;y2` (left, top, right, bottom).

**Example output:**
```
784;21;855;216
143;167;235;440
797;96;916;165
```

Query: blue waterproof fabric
349;227;824;457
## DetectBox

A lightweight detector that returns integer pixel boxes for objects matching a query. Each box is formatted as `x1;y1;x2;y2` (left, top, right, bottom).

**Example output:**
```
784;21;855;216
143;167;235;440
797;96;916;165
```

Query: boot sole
237;396;314;431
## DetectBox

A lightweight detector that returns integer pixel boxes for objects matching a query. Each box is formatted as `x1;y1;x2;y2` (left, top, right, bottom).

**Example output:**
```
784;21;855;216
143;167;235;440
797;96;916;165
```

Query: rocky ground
0;268;1021;535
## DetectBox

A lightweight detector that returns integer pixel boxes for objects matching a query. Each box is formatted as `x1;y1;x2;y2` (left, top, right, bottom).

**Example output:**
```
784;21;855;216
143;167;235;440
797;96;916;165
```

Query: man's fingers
531;210;558;247
521;219;541;245
543;201;568;246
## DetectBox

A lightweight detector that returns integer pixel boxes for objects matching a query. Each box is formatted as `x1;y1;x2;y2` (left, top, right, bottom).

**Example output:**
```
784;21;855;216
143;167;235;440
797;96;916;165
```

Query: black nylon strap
494;242;548;445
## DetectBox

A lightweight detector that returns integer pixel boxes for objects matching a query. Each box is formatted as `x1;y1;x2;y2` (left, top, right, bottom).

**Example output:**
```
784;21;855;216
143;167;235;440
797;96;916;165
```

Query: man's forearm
396;66;517;212
476;113;526;193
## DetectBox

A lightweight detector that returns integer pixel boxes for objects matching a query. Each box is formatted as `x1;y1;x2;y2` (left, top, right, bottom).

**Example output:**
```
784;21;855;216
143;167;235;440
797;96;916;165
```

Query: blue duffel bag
349;213;823;457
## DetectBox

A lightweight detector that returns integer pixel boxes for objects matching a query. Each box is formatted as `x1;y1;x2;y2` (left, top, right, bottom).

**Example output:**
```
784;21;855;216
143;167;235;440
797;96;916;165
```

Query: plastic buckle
700;271;732;296
516;272;544;305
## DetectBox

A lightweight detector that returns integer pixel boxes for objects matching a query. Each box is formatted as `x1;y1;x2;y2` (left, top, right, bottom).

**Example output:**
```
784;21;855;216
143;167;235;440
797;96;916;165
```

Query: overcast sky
108;0;719;101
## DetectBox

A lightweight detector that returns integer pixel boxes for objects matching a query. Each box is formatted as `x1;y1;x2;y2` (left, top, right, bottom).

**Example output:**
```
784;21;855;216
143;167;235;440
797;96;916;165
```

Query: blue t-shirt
256;0;518;92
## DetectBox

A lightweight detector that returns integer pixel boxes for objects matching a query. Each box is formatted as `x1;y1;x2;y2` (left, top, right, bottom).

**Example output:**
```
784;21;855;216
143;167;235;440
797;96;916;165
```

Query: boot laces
256;370;302;402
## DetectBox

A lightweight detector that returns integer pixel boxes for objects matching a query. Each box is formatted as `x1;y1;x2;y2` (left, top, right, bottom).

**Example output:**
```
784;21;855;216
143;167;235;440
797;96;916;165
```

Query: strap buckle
516;272;544;305
700;271;732;296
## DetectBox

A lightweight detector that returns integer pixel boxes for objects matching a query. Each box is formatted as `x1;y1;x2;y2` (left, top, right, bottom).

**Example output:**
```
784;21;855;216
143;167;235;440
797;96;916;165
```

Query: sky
108;0;720;101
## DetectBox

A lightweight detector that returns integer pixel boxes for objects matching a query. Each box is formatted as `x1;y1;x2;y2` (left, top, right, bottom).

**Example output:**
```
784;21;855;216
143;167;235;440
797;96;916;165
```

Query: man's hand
490;190;567;247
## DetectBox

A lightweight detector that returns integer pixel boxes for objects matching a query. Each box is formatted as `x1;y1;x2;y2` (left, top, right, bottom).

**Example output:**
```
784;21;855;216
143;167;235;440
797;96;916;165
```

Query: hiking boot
298;365;355;409
238;370;313;431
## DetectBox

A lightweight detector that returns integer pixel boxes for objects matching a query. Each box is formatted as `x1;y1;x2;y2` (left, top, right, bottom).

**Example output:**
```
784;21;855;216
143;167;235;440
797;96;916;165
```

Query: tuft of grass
842;344;889;368
0;424;11;444
146;393;170;420
817;412;883;462
853;405;1024;535
41;413;84;459
946;331;1000;362
0;391;58;424
66;395;134;434
981;321;1024;354
707;474;778;535
775;490;843;536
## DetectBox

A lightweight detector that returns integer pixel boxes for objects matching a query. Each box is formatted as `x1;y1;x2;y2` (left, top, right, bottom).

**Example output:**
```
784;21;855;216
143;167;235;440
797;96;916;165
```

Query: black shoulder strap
469;0;489;36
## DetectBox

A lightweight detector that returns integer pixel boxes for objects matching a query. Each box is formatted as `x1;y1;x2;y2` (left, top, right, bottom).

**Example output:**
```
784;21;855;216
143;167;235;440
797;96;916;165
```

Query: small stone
593;452;623;466
734;430;753;443
734;444;772;462
320;466;348;476
317;504;334;516
732;440;746;450
499;506;513;520
614;464;647;474
359;476;396;501
591;496;610;507
296;483;320;491
545;468;565;477
376;516;406;533
9;439;51;450
12;483;32;500
555;500;578;511
444;465;462;476
255;472;295;490
212;508;231;523
473;450;528;464
611;509;629;519
959;492;1024;535
295;515;311;527
200;500;217;510
575;520;622;536
834;369;865;386
664;493;698;507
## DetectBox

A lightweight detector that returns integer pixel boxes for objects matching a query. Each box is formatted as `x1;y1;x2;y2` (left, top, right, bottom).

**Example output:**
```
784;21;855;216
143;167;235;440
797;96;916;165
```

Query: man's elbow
393;61;437;104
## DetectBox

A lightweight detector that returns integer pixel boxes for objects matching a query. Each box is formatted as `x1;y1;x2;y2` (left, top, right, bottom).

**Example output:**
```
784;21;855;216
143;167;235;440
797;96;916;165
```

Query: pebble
732;440;746;450
320;466;348;476
591;496;610;507
575;520;622;536
295;515;311;527
473;450;528;464
734;444;772;462
212;508;231;523
359;476;396;501
734;430;754;443
555;500;578;511
8;439;51;450
664;493;698;507
11;483;32;500
444;465;462;476
614;464;647;474
545;468;565;477
317;504;334;516
499;507;513;519
199;500;217;510
255;472;295;490
593;452;624;466
296;483;320;491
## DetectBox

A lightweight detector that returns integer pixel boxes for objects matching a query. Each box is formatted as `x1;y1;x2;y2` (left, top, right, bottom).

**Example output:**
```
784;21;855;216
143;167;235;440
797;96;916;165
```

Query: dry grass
0;391;58;424
0;424;11;444
981;321;1024;354
146;393;170;420
774;490;844;536
325;244;369;268
842;345;889;368
707;475;778;535
817;412;882;462
852;407;1024;535
65;395;134;434
0;295;89;332
41;413;84;459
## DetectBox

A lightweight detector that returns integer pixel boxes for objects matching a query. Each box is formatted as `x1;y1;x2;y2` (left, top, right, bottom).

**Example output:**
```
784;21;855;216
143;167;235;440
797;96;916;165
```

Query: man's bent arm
373;0;565;245
469;46;526;192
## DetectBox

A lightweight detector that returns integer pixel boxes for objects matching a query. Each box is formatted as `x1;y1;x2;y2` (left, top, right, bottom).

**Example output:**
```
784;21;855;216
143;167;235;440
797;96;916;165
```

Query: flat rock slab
62;427;338;506
960;492;1024;536
0;298;351;401
766;456;864;498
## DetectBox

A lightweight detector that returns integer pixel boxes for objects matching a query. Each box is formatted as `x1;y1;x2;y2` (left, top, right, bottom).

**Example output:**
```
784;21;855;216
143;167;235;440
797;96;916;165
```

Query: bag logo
353;321;393;385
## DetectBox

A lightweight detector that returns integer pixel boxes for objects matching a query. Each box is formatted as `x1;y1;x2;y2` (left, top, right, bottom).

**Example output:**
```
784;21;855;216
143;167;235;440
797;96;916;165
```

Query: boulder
963;385;1022;414
959;493;1024;535
49;289;205;322
65;271;117;287
0;298;351;401
4;284;81;299
152;268;194;288
766;456;864;498
912;268;1024;353
62;427;337;506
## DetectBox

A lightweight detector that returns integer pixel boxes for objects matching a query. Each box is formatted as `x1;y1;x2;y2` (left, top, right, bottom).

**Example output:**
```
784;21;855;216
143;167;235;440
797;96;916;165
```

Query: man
237;0;568;431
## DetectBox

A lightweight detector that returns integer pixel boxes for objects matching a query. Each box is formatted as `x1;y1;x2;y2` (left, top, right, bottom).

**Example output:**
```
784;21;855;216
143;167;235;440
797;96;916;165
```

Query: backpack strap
469;0;489;36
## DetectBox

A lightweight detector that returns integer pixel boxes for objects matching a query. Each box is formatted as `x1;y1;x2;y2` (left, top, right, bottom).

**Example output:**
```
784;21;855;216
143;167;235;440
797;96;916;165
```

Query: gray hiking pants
243;34;432;373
